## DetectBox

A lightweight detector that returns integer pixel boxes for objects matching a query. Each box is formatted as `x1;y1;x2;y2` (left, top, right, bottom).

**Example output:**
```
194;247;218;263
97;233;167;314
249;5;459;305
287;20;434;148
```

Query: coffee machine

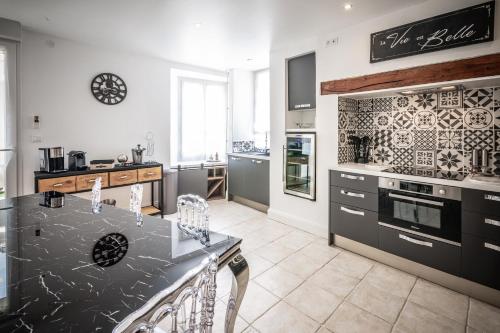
39;147;66;173
68;150;87;171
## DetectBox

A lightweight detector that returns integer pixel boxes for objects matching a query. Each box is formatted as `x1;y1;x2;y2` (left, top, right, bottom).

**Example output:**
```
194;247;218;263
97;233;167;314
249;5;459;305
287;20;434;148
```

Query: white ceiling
0;0;427;70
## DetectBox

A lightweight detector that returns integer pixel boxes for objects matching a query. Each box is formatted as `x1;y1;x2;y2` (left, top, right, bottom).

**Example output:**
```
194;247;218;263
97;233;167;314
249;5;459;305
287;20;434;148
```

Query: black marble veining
0;194;241;332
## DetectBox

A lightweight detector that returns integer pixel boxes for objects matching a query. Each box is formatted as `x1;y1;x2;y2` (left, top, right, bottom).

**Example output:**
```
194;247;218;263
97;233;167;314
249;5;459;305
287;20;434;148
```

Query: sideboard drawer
330;170;378;194
110;170;137;186
138;167;162;182
463;189;500;217
38;176;76;193
76;173;109;191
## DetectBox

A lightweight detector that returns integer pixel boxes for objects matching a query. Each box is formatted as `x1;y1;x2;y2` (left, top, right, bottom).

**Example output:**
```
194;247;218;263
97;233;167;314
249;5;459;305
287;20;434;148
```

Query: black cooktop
383;166;466;181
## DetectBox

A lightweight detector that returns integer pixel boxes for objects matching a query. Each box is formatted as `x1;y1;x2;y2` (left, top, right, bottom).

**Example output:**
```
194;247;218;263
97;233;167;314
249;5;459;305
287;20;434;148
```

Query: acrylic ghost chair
113;253;219;333
176;194;210;246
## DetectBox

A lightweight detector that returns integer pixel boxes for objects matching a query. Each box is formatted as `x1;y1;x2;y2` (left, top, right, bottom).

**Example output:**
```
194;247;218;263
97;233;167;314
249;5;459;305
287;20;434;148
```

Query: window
177;78;227;163
254;69;270;149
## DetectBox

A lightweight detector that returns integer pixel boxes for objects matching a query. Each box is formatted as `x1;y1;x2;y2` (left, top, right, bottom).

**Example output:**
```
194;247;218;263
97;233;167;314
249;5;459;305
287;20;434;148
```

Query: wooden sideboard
34;163;164;217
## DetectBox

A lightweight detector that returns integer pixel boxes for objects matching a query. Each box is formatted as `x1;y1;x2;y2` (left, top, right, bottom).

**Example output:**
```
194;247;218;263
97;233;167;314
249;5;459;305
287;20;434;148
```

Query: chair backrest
130;184;144;226
113;254;219;333
176;194;210;245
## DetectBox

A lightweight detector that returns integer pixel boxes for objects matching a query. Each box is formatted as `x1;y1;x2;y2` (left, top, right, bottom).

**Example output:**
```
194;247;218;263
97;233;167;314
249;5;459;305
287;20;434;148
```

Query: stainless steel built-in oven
378;178;462;245
283;132;316;200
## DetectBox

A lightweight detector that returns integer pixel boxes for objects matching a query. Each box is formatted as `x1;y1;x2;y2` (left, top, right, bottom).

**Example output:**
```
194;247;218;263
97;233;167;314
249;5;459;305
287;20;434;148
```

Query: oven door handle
399;234;433;248
388;193;444;207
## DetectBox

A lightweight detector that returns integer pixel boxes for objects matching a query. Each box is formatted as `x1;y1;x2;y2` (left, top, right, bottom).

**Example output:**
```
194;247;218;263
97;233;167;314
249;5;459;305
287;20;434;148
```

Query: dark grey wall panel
287;52;316;111
463;210;500;241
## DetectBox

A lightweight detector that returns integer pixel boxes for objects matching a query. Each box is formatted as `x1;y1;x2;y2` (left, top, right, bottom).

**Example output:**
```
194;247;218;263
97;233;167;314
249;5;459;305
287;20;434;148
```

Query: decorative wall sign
91;73;127;105
370;1;495;63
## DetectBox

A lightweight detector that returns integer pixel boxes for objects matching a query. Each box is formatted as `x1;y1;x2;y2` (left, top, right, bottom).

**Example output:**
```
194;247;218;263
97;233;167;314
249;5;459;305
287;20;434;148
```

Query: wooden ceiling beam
320;53;500;95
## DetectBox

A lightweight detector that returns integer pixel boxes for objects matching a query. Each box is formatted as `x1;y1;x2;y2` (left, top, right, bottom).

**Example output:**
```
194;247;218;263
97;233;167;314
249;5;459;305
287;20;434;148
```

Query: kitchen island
0;193;247;332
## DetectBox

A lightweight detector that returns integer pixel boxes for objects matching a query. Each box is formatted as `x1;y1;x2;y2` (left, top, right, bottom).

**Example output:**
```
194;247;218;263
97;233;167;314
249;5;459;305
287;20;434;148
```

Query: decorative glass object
177;194;210;246
90;177;102;214
130;184;144;226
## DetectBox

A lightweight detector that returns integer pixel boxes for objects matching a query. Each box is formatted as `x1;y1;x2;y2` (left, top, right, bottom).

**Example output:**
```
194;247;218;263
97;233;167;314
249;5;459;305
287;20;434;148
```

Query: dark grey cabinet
379;225;461;276
330;202;378;248
329;170;378;247
228;156;269;206
287;52;316;111
461;188;500;290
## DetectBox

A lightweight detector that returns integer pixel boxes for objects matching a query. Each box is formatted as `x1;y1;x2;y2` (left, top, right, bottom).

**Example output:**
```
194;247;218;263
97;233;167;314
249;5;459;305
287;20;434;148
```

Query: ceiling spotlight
344;3;352;10
194;22;202;29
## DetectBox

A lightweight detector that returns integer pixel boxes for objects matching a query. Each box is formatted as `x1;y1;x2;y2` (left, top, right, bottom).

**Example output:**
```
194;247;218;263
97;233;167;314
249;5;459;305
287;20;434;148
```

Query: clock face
92;233;128;267
91;73;127;105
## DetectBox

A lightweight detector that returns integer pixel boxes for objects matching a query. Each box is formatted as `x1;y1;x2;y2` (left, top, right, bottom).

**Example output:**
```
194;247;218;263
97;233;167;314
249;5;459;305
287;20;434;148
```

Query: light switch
31;135;42;143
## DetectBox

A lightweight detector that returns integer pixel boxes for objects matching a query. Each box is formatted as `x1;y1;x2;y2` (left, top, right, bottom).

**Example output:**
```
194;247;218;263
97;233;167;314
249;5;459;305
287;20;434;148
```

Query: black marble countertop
0;194;240;332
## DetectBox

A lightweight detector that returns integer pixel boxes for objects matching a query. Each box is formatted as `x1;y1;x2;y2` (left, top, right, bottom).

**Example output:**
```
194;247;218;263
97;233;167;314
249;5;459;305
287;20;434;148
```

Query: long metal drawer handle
340;173;365;181
340;206;365;216
388;193;444;207
485;218;500;227
146;172;155;176
52;183;63;187
399;234;433;248
485;242;500;252
87;179;96;183
119;175;128;179
231;157;240;161
340;189;365;198
485;194;500;202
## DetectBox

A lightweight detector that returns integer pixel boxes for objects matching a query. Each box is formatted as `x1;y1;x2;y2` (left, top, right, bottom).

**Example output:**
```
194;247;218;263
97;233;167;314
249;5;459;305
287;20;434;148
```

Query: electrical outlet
31;135;42;143
325;37;339;48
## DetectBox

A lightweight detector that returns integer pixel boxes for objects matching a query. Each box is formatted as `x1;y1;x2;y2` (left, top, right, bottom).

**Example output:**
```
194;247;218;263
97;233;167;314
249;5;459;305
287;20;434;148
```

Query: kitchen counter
227;152;270;161
0;194;241;332
332;163;500;192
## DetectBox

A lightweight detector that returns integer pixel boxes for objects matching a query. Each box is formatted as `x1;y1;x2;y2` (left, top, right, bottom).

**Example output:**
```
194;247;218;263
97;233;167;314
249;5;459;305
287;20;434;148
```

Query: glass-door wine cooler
283;132;316;200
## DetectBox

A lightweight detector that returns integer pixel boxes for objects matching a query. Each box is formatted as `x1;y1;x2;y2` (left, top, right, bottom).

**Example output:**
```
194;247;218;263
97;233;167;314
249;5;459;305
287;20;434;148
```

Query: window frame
177;76;228;163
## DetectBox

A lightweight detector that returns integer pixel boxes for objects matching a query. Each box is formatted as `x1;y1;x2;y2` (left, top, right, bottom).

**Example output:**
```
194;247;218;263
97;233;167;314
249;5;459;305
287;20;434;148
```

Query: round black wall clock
91;73;127;105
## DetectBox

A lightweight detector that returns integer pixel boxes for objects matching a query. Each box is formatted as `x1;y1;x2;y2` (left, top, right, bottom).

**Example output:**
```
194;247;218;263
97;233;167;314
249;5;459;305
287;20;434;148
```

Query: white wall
230;69;255;142
19;30;225;201
269;0;500;237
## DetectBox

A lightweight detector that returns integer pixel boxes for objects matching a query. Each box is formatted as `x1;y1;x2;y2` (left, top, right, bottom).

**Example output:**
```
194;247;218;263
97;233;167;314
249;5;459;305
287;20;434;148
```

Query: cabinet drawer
330;170;378;194
463;210;500;241
462;233;500;290
38;176;76;193
378;225;460;275
109;170;138;186
330;202;378;248
76;173;109;191
138;167;162;182
330;186;378;212
463;189;500;217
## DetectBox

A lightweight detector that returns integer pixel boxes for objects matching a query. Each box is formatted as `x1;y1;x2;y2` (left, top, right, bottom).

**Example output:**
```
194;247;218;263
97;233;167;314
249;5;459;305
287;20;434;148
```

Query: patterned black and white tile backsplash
232;141;255;153
337;86;500;173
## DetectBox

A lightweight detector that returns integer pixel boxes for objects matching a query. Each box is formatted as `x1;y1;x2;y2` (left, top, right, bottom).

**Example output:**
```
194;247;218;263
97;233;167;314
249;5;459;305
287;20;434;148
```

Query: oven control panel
379;177;462;201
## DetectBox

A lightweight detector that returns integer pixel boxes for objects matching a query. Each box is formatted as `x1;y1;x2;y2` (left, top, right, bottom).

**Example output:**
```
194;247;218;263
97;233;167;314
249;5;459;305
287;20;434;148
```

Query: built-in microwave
283;132;316;200
378;177;462;246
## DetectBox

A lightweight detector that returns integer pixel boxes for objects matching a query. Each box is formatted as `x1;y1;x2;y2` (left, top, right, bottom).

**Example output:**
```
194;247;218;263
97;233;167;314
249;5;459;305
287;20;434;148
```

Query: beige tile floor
170;200;500;333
